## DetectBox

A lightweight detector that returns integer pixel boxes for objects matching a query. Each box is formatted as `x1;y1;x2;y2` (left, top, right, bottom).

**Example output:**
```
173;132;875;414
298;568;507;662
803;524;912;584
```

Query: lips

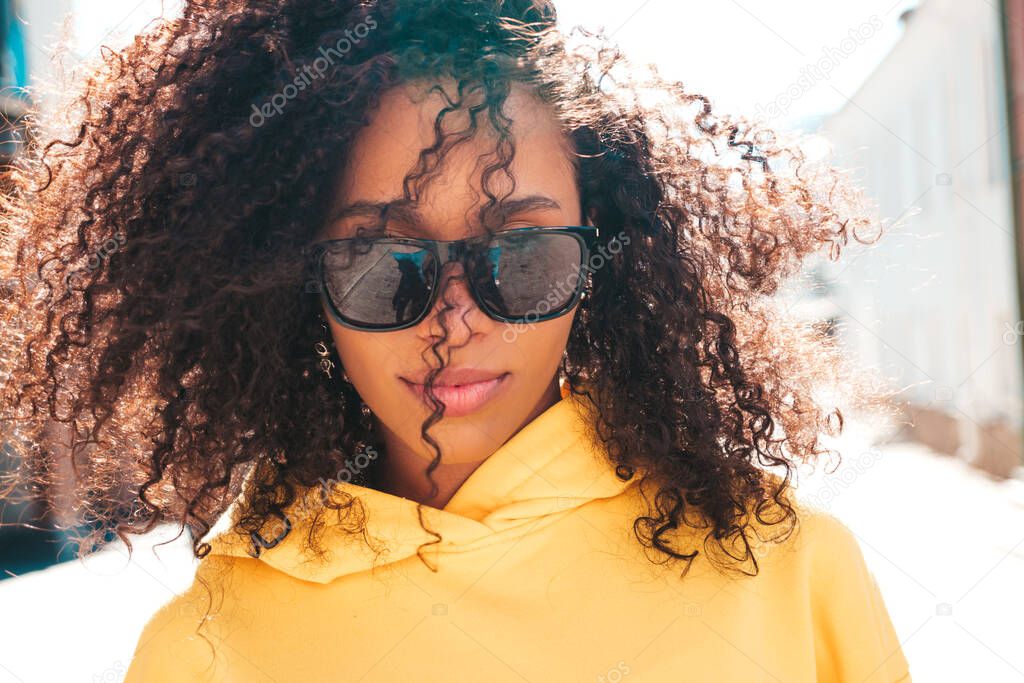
400;368;510;417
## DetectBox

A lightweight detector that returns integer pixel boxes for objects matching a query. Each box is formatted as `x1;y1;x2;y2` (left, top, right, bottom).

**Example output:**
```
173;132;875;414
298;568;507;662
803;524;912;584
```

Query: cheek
330;327;400;394
506;312;575;369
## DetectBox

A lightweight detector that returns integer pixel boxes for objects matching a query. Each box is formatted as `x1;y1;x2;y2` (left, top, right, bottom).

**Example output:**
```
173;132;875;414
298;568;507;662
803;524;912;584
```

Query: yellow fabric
125;393;912;682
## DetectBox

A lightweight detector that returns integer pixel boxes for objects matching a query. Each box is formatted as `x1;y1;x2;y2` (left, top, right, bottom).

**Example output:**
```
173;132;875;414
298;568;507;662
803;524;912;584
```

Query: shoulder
789;495;867;569
748;487;882;599
123;554;239;683
780;493;914;682
737;472;869;571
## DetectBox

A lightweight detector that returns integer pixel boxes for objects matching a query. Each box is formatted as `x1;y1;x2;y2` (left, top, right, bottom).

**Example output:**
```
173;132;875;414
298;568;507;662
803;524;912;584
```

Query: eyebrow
328;194;563;229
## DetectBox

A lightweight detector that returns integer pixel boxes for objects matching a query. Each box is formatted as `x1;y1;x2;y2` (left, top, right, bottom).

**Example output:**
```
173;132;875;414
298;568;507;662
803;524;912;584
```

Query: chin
401;405;518;461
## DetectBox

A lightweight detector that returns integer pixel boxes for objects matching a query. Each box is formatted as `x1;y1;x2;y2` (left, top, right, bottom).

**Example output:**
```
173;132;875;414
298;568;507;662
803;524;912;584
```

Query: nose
419;260;488;346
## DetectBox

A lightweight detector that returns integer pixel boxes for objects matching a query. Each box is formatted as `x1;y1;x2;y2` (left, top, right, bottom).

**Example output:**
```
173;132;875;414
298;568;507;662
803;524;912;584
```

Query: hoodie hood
201;392;637;584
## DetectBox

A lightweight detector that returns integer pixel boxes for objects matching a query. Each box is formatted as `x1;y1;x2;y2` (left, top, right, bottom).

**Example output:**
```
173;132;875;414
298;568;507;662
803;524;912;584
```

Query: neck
374;378;563;508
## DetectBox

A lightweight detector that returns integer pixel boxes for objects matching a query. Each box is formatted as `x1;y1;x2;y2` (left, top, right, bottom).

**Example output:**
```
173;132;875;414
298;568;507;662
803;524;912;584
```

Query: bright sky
67;0;917;130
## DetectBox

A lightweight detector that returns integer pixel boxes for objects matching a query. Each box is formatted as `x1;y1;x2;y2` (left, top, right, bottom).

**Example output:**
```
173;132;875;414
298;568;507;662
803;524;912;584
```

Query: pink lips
401;369;510;418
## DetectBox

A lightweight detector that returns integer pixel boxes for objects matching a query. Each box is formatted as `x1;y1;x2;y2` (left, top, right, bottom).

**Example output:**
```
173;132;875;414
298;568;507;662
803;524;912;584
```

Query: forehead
329;80;579;236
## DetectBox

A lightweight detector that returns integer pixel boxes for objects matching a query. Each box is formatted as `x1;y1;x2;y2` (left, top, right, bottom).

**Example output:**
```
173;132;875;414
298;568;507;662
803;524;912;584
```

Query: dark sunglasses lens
321;241;436;328
471;232;585;320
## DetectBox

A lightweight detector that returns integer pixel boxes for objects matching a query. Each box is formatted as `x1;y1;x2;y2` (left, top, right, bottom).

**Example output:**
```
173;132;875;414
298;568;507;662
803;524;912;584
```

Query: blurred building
0;0;99;580
0;0;53;579
1006;0;1024;470
0;0;30;168
818;0;1022;477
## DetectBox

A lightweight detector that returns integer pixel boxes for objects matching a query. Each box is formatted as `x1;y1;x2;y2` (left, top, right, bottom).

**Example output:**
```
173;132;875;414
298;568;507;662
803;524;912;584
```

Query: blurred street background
2;1;1024;681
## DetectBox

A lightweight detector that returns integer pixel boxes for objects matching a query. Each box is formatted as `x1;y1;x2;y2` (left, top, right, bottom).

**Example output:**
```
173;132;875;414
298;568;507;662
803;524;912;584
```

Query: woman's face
320;81;583;466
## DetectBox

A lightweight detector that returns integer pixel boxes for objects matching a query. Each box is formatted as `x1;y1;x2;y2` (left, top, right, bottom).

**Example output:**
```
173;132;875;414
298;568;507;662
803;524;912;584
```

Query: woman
0;0;911;680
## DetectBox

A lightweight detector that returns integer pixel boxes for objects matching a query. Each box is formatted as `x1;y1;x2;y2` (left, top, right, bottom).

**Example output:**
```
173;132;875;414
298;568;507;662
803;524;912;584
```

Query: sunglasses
307;226;599;332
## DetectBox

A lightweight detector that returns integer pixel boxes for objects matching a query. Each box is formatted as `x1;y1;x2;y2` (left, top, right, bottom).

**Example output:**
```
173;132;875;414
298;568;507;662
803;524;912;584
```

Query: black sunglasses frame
308;225;601;332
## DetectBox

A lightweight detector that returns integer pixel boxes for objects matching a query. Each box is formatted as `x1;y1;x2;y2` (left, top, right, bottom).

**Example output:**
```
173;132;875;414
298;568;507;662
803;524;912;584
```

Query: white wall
818;0;1020;453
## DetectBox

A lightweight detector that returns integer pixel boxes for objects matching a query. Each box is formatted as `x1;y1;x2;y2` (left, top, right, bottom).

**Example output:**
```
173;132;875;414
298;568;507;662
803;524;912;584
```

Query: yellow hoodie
125;392;912;682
